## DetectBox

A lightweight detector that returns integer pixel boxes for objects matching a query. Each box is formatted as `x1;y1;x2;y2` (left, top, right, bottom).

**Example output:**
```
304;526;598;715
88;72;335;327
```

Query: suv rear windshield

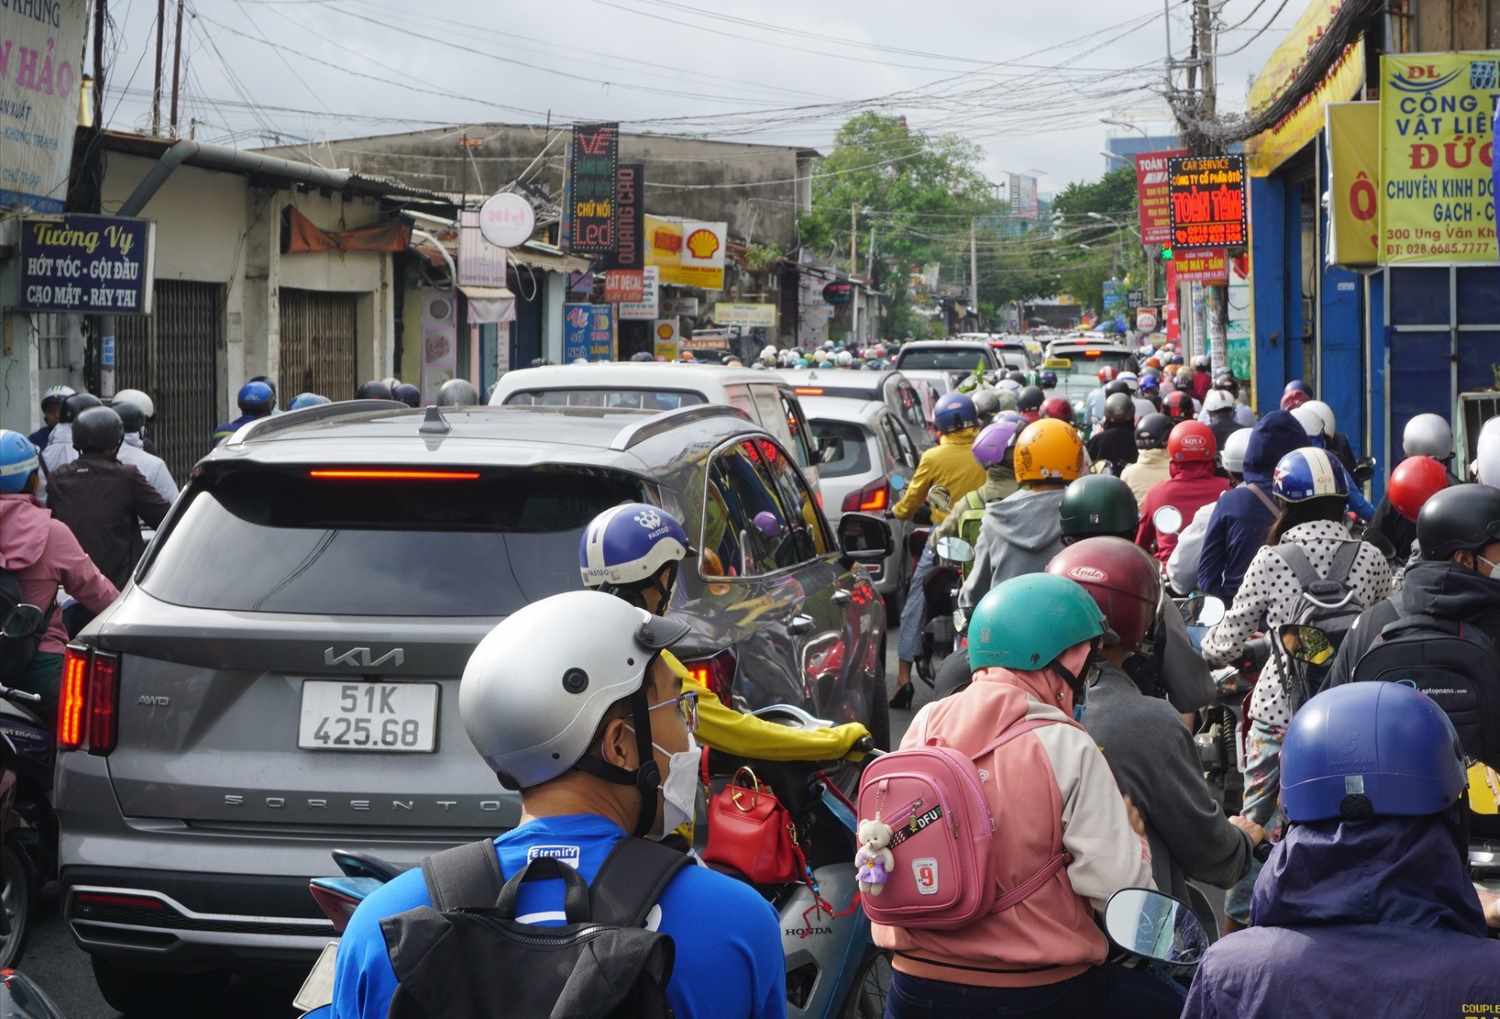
808;419;871;479
504;389;707;411
141;468;642;616
896;349;993;371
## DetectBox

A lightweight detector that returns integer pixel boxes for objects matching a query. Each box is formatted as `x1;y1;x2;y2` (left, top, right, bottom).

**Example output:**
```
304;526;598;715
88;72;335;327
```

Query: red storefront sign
1165;261;1180;341
1173;249;1230;284
1168;154;1248;250
1135;148;1189;246
603;269;645;304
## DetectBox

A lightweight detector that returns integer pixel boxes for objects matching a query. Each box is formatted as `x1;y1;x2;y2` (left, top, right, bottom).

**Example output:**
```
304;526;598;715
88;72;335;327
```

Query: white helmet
460;590;688;802
812;349;829;364
1203;389;1235;414
1477;417;1500;486
1292;404;1326;438
111;388;155;419
41;384;76;406
1302;399;1336;437
1221;427;1252;475
760;345;778;363
1117;371;1139;393
1403;413;1453;460
836;350;854;367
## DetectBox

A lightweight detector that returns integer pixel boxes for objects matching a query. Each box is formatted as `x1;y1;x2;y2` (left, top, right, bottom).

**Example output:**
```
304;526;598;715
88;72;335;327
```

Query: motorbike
914;536;973;687
293;703;890;1019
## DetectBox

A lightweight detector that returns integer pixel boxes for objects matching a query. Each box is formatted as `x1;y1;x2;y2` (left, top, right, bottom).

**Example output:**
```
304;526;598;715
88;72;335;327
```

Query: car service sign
1167;155;1248;250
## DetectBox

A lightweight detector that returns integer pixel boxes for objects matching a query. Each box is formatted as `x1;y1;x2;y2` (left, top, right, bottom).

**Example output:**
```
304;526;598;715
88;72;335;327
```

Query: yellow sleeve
891;449;936;520
663;651;872;761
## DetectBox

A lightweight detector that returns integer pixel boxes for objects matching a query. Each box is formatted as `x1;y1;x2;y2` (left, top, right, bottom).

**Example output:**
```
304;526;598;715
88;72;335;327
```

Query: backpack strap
931;715;1073;761
588;837;691;928
1246;483;1278;516
1271;543;1321;588
1326;540;1363;586
963;489;986;513
994;852;1070;912
420;838;504;912
1378;612;1459;640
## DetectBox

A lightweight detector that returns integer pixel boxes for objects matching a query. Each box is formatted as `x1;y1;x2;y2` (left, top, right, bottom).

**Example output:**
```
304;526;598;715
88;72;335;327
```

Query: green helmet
968;573;1107;672
1060;474;1139;540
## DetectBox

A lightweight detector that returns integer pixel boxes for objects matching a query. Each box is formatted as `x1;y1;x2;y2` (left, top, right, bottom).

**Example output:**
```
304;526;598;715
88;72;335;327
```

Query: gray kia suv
55;399;890;1012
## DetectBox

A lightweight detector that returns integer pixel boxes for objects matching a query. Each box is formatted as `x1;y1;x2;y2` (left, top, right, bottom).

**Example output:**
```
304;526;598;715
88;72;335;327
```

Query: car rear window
141;468;643;616
896;349;993;371
808;419;871;479
504;388;707;410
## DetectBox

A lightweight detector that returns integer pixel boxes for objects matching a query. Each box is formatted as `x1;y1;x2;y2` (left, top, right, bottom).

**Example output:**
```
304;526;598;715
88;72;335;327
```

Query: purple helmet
972;419;1022;468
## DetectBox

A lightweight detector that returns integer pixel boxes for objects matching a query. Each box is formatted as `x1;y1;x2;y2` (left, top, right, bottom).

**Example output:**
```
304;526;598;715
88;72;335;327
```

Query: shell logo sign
644;214;727;289
685;228;720;260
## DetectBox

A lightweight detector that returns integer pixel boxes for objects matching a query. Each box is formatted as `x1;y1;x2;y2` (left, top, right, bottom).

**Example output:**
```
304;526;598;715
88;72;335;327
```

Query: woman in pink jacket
874;572;1183;1018
0;431;118;725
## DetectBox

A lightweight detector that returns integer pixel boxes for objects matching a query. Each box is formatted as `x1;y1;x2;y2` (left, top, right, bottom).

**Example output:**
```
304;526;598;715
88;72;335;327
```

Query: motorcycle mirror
934;536;975;565
1277;623;1335;666
1197;595;1227;627
1;604;44;640
1152;504;1183;537
1103;887;1210;966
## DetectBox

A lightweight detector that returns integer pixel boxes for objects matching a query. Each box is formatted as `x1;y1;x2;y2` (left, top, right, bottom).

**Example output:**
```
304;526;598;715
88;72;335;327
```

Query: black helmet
356;380;393;400
392;383;422;408
60;392;102;423
1017;386;1045;413
436;378;480;407
72;405;124;455
1039;370;1058;389
1060;475;1139;541
1214;373;1239;397
1006;370;1028;386
1135;412;1172;450
111;399;145;434
1104;392;1135;425
1104;380;1130;398
1417;484;1500;561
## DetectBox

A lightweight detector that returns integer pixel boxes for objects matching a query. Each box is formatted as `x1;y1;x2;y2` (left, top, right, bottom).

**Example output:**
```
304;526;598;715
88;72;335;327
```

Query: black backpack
0;568;51;683
1272;542;1367;712
1350;613;1499;767
381;837;690;1019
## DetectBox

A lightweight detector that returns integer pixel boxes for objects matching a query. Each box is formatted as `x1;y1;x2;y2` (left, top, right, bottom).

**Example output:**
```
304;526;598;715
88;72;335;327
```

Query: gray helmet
72;405;124;455
112;388;154;419
111;399;145;434
436;378;481;407
459;591;688;827
972;388;1001;418
1104;391;1135;425
1403;413;1453;461
60;392;102;423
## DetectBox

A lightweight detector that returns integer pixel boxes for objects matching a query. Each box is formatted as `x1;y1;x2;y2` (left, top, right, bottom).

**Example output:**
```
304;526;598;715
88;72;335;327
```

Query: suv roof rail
609;404;752;452
223;399;407;446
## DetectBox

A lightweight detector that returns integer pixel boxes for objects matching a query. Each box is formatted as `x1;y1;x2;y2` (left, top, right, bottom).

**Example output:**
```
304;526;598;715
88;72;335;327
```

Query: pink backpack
856;718;1070;930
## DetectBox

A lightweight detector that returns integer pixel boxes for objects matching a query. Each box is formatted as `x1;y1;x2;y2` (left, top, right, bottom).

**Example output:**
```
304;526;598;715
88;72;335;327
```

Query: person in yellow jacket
889;392;988;709
579;503;870;833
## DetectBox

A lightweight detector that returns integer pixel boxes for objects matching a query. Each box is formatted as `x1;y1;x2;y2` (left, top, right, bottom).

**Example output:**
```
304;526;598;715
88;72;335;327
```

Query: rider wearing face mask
1182;682;1500;1018
879;573;1178;1019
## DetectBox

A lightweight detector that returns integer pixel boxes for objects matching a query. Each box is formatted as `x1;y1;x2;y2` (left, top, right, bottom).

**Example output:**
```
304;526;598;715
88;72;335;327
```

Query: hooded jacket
117;435;178;505
873;666;1155;987
47;453;171;590
41;422;77;473
0;494;119;655
1082;662;1251;902
891;428;986;525
1182;817;1500;1018
958;486;1065;615
1135;460;1232;563
1322;558;1500;689
1120;448;1170;508
1196;410;1306;600
1085;422;1138;473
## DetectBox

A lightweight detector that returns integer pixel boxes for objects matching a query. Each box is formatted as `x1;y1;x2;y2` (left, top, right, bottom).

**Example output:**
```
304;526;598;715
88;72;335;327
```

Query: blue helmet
1272;447;1348;502
1038;370;1058;389
579;503;693;606
392;383;422;408
237;381;275;416
1282;682;1466;822
1139;374;1160;395
289;392;331;411
0;431;39;495
933;392;979;434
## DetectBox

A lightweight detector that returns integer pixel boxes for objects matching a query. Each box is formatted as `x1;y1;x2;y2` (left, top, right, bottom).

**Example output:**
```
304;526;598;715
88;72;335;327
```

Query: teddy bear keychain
854;816;895;895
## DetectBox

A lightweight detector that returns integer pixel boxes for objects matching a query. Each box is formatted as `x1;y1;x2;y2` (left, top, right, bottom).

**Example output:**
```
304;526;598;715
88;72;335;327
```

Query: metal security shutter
114;280;223;483
279;289;358;401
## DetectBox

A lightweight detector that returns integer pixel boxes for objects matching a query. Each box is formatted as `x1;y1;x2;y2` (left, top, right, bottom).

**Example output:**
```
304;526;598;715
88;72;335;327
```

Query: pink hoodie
0;494;119;655
871;666;1154;987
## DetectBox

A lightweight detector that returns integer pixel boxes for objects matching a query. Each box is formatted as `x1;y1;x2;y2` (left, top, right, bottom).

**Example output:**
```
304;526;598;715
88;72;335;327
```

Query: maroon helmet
1046;537;1160;650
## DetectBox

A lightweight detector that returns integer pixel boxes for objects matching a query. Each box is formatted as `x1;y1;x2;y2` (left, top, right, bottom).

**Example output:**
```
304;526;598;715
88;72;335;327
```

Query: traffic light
1158;245;1174;262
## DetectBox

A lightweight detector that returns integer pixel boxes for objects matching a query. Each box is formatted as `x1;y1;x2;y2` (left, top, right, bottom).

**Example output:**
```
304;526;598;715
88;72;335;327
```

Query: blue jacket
1197;411;1305;601
212;413;262;443
27;425;52;451
1183;816;1500;1018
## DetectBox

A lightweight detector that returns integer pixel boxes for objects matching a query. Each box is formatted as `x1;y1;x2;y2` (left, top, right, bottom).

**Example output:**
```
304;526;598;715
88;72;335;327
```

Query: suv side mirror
817;435;842;464
837;512;893;566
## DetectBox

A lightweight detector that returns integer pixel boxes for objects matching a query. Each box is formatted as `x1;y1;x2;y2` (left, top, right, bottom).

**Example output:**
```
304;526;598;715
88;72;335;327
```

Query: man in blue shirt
331;590;786;1019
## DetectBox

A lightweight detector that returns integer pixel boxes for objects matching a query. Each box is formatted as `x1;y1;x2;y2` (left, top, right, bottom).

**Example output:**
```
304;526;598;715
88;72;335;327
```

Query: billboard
1379;52;1500;264
1168;155;1248;250
1326;101;1380;266
563;303;615;362
1135;149;1189;246
1173;249;1229;284
644;215;727;290
564;123;619;256
1;0;88;212
1008;173;1039;221
18;215;157;314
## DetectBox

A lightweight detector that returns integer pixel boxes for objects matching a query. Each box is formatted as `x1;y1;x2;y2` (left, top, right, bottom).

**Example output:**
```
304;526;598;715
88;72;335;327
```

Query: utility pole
92;0;105;131
969;218;978;328
151;0;165;135
168;0;184;136
849;203;857;274
1194;0;1228;377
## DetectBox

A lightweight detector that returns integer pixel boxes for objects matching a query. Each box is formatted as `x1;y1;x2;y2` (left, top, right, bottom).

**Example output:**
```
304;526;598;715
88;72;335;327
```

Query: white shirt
41;422;77;473
118;435;179;504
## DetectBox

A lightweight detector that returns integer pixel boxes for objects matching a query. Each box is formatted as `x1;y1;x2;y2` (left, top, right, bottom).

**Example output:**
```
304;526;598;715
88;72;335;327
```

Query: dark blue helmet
237;381;275;416
579;503;692;608
356;380;393;400
288;392;331;411
1272;447;1349;502
1038;370;1058;389
393;383;422;408
933;392;979;434
1282;682;1466;822
1139;374;1160;395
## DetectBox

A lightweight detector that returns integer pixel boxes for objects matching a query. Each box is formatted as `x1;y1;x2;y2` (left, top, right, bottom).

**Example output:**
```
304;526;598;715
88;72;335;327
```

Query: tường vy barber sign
18;214;156;314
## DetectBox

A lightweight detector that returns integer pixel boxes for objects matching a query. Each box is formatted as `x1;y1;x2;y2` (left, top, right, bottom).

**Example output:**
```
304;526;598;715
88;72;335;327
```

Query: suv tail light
841;478;889;513
681;650;737;706
58;645;119;755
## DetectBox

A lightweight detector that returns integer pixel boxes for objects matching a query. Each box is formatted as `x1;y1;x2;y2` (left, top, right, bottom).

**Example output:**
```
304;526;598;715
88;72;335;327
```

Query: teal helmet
968;573;1107;672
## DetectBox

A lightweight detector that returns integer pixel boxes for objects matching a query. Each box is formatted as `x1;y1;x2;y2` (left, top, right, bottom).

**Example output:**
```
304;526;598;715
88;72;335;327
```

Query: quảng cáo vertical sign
565;123;619;256
17;214;157;314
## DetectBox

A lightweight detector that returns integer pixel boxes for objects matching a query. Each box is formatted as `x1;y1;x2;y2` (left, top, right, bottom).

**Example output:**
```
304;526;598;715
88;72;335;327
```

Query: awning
510;245;591;274
460;286;516;324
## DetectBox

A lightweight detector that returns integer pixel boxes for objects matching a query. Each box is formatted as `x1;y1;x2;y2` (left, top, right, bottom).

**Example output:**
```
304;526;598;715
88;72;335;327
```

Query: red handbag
702;767;804;885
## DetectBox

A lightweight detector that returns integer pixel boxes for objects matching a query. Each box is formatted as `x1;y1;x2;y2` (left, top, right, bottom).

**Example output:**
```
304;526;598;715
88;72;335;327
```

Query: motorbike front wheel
839;948;892;1019
0;844;32;969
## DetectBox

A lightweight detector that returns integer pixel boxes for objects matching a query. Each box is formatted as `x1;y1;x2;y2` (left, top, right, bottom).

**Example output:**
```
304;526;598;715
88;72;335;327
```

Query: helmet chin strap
574;688;660;838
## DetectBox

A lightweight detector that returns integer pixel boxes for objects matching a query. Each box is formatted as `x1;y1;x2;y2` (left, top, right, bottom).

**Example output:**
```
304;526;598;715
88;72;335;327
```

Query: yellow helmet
1014;418;1086;483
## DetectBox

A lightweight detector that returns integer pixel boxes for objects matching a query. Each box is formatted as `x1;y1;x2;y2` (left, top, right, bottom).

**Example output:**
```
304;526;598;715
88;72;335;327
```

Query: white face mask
627;726;700;839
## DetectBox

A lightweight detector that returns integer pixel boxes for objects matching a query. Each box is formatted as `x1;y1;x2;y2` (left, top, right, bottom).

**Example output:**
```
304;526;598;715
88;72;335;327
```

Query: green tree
1047;166;1146;318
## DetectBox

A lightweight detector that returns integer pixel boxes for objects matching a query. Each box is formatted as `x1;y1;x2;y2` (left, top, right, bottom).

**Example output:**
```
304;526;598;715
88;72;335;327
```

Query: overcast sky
99;0;1299;196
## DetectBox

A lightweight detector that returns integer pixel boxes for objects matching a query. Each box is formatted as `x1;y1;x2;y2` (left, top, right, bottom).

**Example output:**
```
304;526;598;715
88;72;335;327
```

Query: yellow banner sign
1326;101;1380;266
644;215;727;290
1247;30;1366;177
1379;52;1500;264
713;303;777;328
